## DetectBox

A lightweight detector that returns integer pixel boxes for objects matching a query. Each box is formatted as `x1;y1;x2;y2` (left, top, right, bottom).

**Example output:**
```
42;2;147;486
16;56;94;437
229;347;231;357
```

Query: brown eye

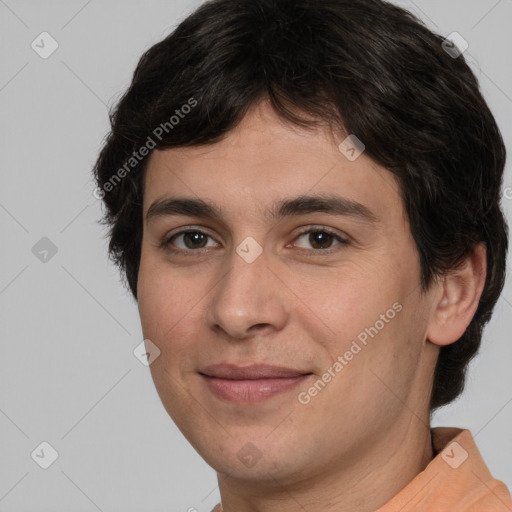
308;231;335;249
294;228;348;252
163;230;218;252
182;232;208;249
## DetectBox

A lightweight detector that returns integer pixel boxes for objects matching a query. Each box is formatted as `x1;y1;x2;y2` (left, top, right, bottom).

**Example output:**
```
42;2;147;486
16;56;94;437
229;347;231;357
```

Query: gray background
1;0;511;510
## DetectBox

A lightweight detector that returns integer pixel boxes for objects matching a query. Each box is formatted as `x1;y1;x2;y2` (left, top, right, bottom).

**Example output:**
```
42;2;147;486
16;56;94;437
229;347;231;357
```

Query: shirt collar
376;427;512;511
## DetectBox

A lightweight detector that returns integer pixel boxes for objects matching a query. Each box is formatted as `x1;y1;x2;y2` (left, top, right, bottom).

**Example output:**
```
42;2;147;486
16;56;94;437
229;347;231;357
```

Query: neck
216;420;434;512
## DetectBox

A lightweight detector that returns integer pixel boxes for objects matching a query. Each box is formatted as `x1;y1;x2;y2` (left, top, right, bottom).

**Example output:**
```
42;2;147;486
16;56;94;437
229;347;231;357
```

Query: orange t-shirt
210;427;512;512
377;427;512;511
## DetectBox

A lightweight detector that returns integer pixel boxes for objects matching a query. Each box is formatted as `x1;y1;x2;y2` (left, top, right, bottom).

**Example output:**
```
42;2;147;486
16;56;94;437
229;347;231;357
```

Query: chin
193;434;306;481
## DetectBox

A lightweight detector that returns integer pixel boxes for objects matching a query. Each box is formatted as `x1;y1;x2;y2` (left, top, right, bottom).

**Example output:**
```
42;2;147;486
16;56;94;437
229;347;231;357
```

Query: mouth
199;363;314;404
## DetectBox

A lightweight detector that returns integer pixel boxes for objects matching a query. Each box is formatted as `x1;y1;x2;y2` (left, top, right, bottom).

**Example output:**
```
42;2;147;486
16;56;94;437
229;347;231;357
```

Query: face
137;99;440;485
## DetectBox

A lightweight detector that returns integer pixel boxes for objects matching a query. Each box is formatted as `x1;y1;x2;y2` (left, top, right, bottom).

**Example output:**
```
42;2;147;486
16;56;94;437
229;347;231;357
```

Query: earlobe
427;243;487;347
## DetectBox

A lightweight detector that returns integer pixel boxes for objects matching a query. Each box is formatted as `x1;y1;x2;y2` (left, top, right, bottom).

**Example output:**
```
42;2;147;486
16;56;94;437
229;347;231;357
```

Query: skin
137;98;487;512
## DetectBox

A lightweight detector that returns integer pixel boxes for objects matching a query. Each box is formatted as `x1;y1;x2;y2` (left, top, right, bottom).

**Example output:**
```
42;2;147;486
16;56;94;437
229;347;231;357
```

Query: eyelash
159;226;350;256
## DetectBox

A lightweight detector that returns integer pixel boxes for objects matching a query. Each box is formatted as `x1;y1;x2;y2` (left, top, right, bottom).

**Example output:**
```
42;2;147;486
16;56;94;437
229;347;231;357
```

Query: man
93;0;511;510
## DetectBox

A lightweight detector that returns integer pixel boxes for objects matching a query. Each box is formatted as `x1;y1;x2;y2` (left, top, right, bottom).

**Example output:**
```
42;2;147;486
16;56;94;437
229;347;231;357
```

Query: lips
199;363;313;403
199;363;310;379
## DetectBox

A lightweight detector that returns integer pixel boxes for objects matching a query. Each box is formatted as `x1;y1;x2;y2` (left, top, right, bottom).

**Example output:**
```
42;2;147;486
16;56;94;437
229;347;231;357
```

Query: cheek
299;269;417;409
137;262;193;359
296;262;400;350
138;250;194;325
137;270;200;419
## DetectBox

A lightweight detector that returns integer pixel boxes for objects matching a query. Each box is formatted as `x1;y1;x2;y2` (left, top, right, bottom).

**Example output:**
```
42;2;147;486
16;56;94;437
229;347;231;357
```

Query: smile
198;363;314;404
200;374;312;403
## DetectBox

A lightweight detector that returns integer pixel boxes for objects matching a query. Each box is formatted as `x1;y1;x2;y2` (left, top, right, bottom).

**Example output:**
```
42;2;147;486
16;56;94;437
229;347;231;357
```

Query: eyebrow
145;194;379;226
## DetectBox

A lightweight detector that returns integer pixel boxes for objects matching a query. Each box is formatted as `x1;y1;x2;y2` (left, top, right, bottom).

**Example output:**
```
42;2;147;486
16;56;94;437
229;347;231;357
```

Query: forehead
142;101;404;227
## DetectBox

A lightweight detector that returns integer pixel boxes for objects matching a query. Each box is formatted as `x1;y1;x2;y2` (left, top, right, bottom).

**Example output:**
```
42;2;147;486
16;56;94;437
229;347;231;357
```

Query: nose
206;244;289;340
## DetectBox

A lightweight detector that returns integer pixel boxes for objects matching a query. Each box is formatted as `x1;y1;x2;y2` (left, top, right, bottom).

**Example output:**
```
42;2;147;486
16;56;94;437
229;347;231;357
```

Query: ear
427;243;487;347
